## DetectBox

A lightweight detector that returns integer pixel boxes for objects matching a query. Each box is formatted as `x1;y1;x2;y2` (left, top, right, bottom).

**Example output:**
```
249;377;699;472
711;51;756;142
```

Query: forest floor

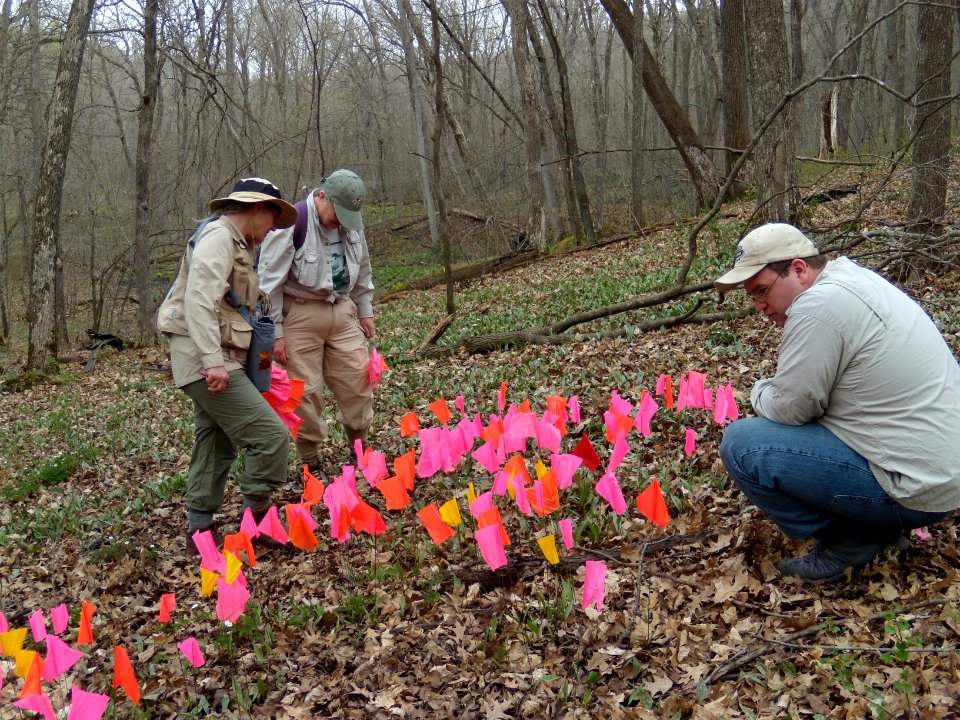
2;163;960;719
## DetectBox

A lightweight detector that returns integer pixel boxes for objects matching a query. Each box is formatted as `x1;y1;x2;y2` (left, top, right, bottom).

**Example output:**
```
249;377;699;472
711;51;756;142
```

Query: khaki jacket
157;216;260;385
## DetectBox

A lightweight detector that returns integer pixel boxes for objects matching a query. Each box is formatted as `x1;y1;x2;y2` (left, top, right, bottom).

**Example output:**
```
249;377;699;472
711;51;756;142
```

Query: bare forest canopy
0;0;957;366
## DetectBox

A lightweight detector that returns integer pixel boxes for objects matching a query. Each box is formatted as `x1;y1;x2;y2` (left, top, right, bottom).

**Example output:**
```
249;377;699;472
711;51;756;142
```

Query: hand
273;337;288;365
203;365;229;393
359;317;376;340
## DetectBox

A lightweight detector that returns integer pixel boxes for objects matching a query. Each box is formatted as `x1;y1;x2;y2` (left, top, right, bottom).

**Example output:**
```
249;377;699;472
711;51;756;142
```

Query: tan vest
157;216;260;353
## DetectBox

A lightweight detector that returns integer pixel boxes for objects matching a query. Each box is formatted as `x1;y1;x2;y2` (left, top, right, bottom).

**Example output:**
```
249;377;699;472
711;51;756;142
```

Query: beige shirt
157;216;260;387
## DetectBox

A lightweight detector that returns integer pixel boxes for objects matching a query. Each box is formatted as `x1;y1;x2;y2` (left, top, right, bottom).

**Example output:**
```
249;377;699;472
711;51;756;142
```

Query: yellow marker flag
200;568;220;597
439;498;462;527
537;535;560;565
225;551;243;584
467;482;477;506
0;628;27;657
14;648;37;678
535;459;548;480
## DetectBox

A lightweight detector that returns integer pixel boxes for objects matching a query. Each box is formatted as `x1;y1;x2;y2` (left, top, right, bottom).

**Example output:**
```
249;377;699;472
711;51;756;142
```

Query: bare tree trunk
719;0;749;197
427;0;454;315
600;0;721;208
135;0;159;346
907;0;954;233
398;0;439;249
536;0;594;241
27;0;96;371
504;0;545;249
831;0;870;155
630;0;645;229
745;0;800;223
789;0;804;87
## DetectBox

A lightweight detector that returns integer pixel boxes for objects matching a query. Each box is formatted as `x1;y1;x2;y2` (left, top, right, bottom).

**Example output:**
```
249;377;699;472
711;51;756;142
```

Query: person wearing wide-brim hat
257;169;376;476
158;177;298;552
715;222;960;583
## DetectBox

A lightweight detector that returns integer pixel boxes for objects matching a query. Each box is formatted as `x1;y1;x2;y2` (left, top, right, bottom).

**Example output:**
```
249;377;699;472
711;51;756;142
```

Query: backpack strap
292;198;309;250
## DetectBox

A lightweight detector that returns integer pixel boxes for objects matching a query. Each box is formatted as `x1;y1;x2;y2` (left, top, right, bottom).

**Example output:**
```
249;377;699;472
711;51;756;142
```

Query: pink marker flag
14;694;56;720
471;442;501;474
609;389;633;416
655;373;666;395
475;524;508;571
725;384;740;422
216;575;250;623
159;593;176;623
510;473;531;514
687;370;707;408
50;604;69;635
674;375;689;412
66;685;110;720
535;418;562;453
368;347;387;387
582;560;607;611
28;610;47;643
607;435;630;473
42;635;83;681
595;472;627;515
455;392;466;415
177;636;205;668
470;491;494;519
192;529;224;571
684;428;697;457
257;506;290;545
913;526;932;541
712;386;728;425
559;518;574;549
569;395;581;424
550;453;582;489
238;507;260;539
361;450;388;487
497;382;507;412
634;392;659;437
0;609;8;633
491;469;511;496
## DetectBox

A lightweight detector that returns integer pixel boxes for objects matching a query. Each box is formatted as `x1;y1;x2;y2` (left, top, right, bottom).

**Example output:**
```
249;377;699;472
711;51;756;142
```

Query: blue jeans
719;417;950;541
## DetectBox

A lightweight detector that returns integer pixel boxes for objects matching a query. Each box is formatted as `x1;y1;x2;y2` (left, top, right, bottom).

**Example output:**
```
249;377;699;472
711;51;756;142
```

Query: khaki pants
181;369;289;512
282;296;373;460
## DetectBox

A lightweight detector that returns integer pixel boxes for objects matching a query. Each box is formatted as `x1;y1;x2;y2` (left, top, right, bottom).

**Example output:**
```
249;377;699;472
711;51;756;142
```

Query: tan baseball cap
715;223;818;291
323;169;366;231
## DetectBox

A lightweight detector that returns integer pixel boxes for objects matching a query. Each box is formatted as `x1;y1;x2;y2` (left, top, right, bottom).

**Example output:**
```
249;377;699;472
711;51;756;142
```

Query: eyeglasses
746;272;783;304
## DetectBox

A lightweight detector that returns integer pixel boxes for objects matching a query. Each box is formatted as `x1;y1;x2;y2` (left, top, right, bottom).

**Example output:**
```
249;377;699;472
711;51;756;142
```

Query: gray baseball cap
323;169;366;231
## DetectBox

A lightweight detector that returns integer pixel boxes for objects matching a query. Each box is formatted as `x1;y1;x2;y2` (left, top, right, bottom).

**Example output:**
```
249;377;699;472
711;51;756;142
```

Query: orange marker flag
503;454;531;485
158;593;176;623
480;419;505;446
477;506;510;546
539;469;561;515
287;508;319;552
224;531;257;568
497;382;507;411
664;375;674;410
399;411;420;437
394;448;417;491
428;398;452;424
350;500;387;536
417;504;455;545
77;602;96;646
516;399;531;413
636;479;671;527
377;474;411;510
18;653;43;697
113;646;141;704
302;466;324;508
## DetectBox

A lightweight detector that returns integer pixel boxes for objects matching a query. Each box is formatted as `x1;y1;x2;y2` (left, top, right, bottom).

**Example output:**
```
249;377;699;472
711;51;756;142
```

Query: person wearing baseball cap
158;177;298;552
715;223;960;582
257;168;377;475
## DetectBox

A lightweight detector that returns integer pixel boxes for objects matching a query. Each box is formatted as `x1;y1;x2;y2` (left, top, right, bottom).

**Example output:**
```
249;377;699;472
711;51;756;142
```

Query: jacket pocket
221;317;252;351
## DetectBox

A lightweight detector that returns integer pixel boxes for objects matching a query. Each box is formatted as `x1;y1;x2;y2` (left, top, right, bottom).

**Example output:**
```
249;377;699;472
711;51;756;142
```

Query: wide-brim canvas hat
715;223;819;292
209;177;298;229
323;169;366;231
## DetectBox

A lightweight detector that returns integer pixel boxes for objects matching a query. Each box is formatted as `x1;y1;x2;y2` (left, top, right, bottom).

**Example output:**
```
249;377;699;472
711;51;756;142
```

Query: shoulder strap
188;215;221;248
293;199;309;250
